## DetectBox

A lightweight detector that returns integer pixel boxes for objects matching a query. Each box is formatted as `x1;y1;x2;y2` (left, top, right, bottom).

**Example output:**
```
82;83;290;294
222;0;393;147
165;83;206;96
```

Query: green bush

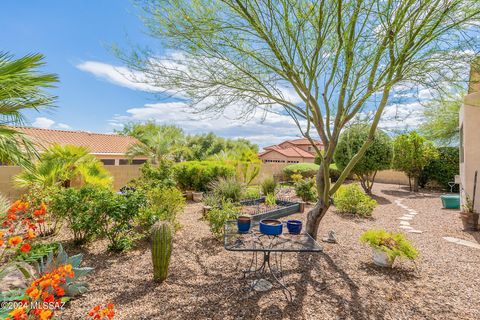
260;177;277;195
138;187;186;229
244;186;261;199
333;184;377;217
174;161;235;191
128;161;176;190
265;193;276;206
96;189;147;252
209;177;244;202
49;186;105;244
419;147;459;191
360;229;418;261
283;163;319;180
207;200;240;238
294;178;317;202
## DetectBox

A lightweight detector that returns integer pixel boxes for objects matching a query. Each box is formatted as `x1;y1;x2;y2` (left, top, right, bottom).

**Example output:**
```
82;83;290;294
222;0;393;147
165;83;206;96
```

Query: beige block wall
259;151;314;164
0;165;142;199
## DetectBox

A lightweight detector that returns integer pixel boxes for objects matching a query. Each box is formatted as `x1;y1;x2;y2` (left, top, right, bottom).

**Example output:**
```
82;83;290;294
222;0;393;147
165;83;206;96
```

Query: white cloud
76;61;164;92
32;117;55;129
57;123;71;129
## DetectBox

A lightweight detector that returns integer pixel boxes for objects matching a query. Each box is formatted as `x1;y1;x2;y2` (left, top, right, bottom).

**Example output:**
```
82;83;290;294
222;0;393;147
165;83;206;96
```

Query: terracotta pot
460;212;479;231
299;202;305;213
192;192;203;202
202;205;212;219
372;248;395;267
185;190;194;200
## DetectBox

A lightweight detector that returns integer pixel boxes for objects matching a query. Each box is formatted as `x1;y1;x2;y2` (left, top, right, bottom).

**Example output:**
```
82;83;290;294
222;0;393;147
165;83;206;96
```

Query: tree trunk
305;201;330;239
413;176;419;192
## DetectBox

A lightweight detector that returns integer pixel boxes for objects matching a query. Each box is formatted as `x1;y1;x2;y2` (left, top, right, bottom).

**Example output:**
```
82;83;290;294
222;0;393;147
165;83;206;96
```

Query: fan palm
127;125;189;163
0;52;58;167
14;144;112;189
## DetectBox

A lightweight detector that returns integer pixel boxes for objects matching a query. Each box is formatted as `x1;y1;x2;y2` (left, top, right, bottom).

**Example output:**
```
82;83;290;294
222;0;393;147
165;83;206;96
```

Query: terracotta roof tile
13;127;139;154
260;146;315;158
284;138;323;145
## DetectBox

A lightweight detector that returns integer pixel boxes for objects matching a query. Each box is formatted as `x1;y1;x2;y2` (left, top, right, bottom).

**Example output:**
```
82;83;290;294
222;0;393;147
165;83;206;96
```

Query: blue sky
1;1;432;147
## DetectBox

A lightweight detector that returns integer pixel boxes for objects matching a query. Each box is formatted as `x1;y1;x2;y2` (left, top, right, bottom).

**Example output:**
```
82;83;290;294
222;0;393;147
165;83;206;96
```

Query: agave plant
36;244;93;296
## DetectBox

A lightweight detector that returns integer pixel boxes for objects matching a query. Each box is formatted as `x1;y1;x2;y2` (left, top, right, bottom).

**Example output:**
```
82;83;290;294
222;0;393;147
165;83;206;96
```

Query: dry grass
56;183;480;320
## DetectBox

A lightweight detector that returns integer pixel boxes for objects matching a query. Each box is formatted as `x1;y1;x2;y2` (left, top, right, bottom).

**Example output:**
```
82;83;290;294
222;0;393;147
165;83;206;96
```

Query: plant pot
372;248;395;267
460;212;479;231
287;220;302;234
440;194;460;209
185;190;194;200
259;219;283;236
192;192;203;202
237;216;251;233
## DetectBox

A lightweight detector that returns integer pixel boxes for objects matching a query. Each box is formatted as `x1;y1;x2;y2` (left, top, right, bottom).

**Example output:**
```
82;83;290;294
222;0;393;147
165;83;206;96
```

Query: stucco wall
459;92;480;211
259;150;314;163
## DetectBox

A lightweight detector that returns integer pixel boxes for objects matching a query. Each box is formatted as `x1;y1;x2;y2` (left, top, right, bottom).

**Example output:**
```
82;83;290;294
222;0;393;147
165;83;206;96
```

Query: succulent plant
36;244;93;296
151;221;173;282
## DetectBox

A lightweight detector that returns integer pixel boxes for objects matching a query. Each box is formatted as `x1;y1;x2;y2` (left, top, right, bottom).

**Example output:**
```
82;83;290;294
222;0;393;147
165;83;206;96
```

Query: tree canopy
334;124;392;194
123;0;480;237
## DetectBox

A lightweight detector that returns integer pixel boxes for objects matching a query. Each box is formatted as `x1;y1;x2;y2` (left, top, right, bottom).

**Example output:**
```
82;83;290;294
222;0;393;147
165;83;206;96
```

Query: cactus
151;221;173;282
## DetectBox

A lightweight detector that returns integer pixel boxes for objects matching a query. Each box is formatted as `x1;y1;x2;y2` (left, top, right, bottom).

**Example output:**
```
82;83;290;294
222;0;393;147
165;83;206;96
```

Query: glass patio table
223;220;323;300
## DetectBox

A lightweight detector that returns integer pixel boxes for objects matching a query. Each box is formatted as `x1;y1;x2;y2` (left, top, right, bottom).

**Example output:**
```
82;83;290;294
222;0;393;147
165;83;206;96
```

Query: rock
322;230;337;243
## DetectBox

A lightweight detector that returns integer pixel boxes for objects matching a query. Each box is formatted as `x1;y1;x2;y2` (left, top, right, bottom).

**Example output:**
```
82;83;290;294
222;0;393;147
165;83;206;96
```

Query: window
100;159;115;165
119;159;147;165
119;159;129;165
131;159;147;165
263;159;286;163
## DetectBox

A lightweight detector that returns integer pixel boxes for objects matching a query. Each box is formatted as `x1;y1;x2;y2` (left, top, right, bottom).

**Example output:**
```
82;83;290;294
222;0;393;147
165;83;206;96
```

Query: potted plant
360;229;418;267
460;195;479;231
237;214;251;233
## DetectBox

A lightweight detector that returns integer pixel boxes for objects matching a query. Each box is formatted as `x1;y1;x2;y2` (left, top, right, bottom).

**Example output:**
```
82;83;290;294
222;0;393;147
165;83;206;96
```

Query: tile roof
261;145;315;158
283;138;323;145
13;127;139;154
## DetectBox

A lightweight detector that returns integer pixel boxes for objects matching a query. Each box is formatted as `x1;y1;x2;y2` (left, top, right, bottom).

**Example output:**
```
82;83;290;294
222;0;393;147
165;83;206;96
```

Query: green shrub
49;186;104;244
419;147;459;190
209;177;244;202
260;177;277;195
283;163;319;180
138;187;186;230
207;200;240;238
244;186;261;199
174;161;235;191
333;184;377;216
128;161;176;190
291;173;303;183
294;178;317;202
265;193;276;206
96;189;147;252
202;192;222;208
360;229;418;261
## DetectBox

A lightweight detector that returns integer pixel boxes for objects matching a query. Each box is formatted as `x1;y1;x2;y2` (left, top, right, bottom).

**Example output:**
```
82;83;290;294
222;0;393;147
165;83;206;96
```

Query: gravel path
58;183;480;320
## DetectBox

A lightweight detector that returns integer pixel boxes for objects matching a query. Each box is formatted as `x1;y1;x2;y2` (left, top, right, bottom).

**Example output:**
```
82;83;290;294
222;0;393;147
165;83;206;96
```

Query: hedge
173;161;235;192
419;147;459;191
283;163;319;180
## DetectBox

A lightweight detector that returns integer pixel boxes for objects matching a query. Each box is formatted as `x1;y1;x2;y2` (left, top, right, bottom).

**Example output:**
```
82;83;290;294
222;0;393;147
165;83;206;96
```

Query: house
258;138;323;164
11;127;147;166
459;61;480;212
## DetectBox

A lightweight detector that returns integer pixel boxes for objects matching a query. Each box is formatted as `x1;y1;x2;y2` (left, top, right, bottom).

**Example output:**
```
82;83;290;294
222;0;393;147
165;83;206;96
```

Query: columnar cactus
151;221;173;282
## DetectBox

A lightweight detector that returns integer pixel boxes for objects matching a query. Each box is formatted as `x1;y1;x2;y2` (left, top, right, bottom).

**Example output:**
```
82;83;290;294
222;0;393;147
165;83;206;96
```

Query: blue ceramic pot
287;220;302;234
259;219;283;236
237;217;251;233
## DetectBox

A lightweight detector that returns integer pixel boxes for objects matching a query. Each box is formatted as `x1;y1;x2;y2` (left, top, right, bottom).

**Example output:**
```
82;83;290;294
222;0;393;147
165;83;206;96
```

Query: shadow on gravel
370;194;391;205
357;261;419;281
381;188;439;199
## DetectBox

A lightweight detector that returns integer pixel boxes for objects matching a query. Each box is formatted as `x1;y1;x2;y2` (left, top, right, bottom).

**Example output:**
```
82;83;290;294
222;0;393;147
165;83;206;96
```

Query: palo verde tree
123;0;480;238
334;124;392;194
392;131;438;192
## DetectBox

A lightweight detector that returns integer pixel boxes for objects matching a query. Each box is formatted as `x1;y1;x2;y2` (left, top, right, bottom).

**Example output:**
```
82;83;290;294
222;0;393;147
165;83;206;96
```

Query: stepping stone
407;209;417;214
407;230;423;234
398;216;413;221
400;221;410;226
251;279;273;291
399;226;413;230
443;237;480;250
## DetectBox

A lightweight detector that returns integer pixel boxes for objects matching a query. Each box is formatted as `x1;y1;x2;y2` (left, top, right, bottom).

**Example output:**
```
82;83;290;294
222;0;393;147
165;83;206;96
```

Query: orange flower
26;229;36;239
55;287;65;297
20;243;31;253
38;309;53;320
7;213;17;221
0;239;4;246
8;307;26;320
8;236;23;246
27;287;41;300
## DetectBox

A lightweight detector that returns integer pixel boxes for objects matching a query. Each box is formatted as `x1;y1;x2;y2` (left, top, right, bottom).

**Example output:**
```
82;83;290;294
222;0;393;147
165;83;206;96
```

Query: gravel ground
57;183;480;320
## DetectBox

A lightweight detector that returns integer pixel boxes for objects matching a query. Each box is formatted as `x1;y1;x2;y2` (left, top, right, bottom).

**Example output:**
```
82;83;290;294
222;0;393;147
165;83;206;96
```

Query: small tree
334;125;392;194
392;132;438;192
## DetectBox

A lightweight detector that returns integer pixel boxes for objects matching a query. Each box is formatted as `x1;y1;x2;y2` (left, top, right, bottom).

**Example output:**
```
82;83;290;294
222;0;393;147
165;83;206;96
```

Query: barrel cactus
151;221;173;282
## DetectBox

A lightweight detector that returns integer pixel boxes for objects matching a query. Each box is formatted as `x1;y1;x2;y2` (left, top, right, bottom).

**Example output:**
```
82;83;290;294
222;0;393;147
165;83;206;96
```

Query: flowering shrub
5;264;74;320
88;303;115;320
1;200;39;260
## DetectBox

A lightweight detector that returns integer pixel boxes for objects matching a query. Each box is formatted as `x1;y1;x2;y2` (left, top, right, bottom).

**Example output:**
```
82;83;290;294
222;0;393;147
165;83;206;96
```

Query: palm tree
0;52;58;167
14;144;112;189
127;124;189;163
